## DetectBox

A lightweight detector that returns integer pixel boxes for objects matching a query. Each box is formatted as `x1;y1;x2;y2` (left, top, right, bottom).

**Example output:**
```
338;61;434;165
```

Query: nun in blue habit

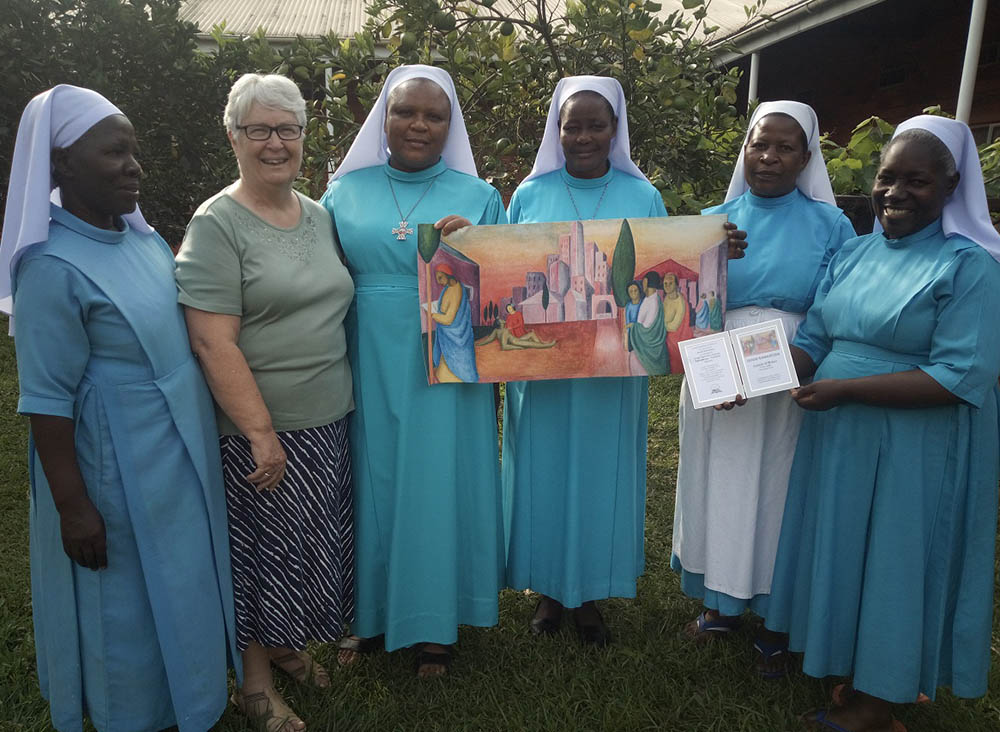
319;65;504;676
671;102;855;676
766;116;1000;731
503;76;670;644
1;85;237;732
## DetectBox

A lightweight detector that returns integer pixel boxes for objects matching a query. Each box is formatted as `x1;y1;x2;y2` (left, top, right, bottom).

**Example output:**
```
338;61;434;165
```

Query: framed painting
416;215;728;384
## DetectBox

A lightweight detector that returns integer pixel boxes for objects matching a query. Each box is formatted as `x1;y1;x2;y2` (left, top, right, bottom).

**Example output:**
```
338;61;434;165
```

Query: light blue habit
14;205;238;732
433;282;479;382
765;220;1000;702
319;159;505;651
713;188;853;311
503;166;667;606
672;187;855;616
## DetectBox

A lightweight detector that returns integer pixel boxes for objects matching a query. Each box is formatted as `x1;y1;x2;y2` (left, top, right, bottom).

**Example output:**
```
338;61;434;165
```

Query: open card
678;318;800;409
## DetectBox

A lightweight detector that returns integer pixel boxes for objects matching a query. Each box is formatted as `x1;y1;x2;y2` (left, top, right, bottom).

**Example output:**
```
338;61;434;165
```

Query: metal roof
179;0;368;41
179;0;881;54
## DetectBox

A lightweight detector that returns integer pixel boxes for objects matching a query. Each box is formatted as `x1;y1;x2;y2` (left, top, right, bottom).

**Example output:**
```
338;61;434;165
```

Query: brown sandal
231;688;305;732
270;649;330;688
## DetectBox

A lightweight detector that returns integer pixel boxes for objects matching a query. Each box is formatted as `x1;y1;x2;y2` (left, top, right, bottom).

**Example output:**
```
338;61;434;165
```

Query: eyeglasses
237;124;304;141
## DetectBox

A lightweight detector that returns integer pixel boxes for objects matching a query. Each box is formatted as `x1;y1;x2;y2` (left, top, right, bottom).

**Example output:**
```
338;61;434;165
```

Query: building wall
730;0;1000;143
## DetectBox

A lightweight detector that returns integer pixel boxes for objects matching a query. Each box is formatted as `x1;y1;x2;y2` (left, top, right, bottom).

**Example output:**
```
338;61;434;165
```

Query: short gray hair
881;128;957;178
224;73;307;134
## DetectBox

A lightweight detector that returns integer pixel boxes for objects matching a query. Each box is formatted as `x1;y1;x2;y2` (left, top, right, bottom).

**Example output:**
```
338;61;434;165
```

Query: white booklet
678;318;800;409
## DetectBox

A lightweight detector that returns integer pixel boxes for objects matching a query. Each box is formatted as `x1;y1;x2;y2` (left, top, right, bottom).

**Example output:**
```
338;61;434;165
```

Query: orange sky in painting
439;214;727;308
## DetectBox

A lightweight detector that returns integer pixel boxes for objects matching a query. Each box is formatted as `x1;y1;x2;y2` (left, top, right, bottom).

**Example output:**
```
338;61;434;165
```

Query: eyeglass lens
243;125;303;140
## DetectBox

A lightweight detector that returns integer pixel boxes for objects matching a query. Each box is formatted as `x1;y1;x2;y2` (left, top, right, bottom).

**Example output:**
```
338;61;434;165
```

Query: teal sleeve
507;189;523;224
13;256;90;418
479;187;507;225
648;190;668;218
792;249;839;366
175;210;243;316
824;215;856;268
920;250;1000;408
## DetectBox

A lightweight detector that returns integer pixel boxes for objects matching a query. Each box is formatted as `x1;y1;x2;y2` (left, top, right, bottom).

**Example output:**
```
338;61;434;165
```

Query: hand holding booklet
678;319;800;409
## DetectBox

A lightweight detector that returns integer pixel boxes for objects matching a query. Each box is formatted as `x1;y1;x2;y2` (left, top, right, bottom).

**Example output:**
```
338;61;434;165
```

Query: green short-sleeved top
175;189;354;435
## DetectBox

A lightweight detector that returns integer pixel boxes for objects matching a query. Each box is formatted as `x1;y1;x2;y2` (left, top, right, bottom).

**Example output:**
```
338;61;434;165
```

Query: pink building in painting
519;221;616;324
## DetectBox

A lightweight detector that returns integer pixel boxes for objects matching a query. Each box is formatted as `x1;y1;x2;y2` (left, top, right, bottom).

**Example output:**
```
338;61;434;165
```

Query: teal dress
503;166;667;606
319;159;505;651
765;220;1000;702
14;205;238;732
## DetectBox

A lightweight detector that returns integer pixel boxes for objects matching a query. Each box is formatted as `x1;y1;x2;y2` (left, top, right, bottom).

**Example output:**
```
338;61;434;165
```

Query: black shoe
529;598;563;635
573;605;611;646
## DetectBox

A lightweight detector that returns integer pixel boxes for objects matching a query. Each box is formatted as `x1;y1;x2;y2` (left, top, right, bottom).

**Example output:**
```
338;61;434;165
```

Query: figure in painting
708;290;723;330
622;280;642;352
662;271;693;373
695;293;710;329
628;271;668;376
430;264;479;382
476;303;556;350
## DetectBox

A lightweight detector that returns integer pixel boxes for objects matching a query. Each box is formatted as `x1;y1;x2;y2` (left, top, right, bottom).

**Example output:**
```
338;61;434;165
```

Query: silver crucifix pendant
392;221;414;240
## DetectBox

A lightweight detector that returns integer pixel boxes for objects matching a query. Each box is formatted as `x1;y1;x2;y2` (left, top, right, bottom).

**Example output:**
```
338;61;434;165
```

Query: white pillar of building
957;0;988;123
748;51;760;109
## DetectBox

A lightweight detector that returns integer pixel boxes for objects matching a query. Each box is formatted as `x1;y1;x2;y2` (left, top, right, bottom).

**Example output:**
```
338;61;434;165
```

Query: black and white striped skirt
219;418;353;651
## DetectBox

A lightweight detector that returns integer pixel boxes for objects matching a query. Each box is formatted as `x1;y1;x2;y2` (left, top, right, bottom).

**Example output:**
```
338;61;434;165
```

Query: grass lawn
0;323;998;731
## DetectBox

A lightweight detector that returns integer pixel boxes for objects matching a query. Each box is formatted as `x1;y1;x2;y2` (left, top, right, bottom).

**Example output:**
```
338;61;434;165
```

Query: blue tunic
503;166;667;606
319;159;505;651
765;220;1000;702
14;206;238;732
672;188;855;616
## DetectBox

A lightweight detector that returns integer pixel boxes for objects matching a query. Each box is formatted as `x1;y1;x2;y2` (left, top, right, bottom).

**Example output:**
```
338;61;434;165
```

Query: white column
748;51;760;109
957;0;988;123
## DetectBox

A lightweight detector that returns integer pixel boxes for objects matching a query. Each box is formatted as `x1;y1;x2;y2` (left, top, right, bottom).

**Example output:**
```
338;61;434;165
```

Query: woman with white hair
2;85;237;731
319;64;504;678
176;74;356;731
766;116;1000;731
671;102;855;676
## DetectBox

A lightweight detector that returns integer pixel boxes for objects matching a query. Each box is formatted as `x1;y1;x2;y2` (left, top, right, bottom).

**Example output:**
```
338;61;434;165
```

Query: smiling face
559;91;616;180
872;135;959;239
743;113;810;198
52;114;142;230
385;79;451;173
229;103;303;191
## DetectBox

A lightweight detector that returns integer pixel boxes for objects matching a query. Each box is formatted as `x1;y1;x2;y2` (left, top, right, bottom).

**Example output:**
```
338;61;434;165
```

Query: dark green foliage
0;0;249;247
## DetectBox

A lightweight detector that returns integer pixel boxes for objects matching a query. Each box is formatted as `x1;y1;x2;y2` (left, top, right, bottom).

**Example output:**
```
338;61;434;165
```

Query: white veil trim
523;75;647;183
330;64;476;181
0;84;152;316
724;100;835;205
876;115;1000;262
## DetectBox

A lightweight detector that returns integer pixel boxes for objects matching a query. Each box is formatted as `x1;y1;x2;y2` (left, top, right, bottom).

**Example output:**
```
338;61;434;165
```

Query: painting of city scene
416;215;729;384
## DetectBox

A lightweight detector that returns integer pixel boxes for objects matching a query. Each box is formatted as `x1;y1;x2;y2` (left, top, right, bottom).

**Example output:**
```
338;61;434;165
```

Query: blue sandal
801;709;907;732
753;636;791;679
684;610;741;640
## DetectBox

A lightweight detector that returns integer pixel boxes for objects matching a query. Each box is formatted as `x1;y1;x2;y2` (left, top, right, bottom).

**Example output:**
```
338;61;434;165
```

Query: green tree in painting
610;219;637;309
541;281;550;315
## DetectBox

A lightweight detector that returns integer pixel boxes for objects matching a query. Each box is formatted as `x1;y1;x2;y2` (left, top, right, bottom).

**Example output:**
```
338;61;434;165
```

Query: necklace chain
564;179;610;220
387;173;436;240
